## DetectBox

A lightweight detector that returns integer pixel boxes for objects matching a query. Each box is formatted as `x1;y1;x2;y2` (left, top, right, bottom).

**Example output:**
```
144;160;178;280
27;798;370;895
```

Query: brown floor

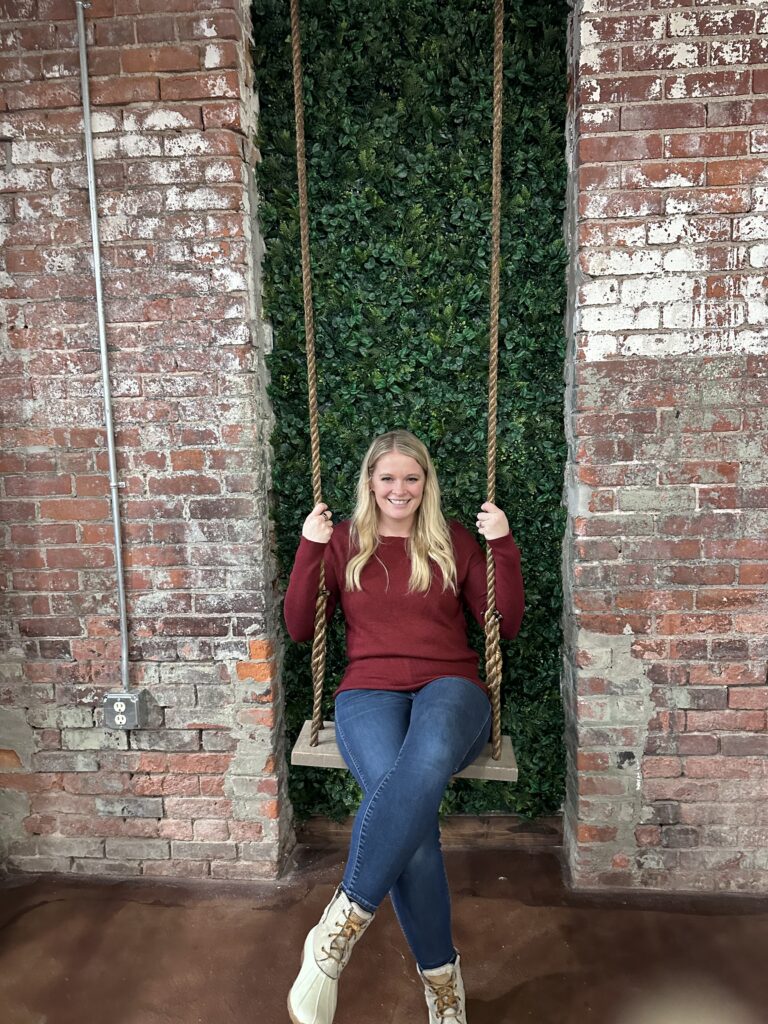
2;847;768;1024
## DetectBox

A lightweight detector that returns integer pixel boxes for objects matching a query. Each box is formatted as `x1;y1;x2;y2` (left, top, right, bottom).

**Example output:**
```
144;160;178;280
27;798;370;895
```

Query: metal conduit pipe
75;1;130;694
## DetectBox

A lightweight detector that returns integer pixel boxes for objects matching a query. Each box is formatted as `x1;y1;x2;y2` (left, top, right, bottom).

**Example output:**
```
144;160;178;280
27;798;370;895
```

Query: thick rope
290;0;327;746
485;0;505;760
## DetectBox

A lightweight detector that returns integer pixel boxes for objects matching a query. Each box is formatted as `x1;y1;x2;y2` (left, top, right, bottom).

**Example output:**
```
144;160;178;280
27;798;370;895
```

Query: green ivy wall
252;0;568;820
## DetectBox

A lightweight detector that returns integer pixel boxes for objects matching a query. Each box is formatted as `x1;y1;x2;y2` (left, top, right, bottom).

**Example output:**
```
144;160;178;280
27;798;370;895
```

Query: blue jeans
334;676;492;970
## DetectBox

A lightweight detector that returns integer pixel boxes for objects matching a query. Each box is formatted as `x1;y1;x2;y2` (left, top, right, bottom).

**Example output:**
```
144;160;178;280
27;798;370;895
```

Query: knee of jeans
405;745;456;786
402;825;442;874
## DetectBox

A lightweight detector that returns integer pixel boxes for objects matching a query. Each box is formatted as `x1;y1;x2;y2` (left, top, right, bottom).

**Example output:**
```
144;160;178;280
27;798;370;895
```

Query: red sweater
284;520;524;696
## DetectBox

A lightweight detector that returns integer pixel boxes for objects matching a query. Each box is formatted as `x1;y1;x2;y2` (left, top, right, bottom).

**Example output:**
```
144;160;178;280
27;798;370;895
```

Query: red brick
684;757;762;780
656;613;731;635
6;474;71;500
248;639;275;660
580;134;662;164
179;12;242;40
643;757;682;778
39;498;110;522
164;754;232;774
741;564;768;585
160;71;239;102
677;734;719;756
581;75;662;105
158;819;194;841
707;159;768;187
664;71;750;100
621;102;706;131
622;42;707;72
577;824;618;844
729;689;768;711
709;99;768;128
685;711;766;733
121;45;200;74
635;825;661;847
90;77;160;106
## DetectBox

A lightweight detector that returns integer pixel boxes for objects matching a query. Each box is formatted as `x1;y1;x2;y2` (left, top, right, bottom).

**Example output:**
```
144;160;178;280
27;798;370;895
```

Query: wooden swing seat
291;720;518;781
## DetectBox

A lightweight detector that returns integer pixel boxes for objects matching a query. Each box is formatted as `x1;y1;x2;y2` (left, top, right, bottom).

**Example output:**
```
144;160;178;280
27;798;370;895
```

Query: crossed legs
334;677;491;970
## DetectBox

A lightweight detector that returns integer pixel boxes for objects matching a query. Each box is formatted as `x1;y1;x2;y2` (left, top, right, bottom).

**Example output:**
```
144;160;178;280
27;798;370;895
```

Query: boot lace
321;910;367;969
426;976;460;1018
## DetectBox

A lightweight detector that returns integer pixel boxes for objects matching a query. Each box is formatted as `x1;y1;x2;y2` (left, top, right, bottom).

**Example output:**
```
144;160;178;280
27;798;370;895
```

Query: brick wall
4;0;768;894
0;0;293;878
564;0;768;891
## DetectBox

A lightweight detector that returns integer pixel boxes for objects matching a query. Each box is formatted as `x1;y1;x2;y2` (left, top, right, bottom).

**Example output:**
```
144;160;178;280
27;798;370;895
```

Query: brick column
1;1;293;878
564;0;768;891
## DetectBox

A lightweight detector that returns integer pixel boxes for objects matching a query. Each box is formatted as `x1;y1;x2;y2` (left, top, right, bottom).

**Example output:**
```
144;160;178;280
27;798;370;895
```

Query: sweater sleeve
459;528;525;640
283;537;340;642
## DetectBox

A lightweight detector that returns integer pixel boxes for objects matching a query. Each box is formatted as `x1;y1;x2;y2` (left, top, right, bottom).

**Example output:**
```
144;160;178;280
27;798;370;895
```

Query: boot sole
286;949;305;1024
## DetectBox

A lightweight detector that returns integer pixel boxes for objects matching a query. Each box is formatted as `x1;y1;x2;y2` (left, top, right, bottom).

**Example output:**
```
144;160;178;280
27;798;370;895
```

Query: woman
285;430;524;1024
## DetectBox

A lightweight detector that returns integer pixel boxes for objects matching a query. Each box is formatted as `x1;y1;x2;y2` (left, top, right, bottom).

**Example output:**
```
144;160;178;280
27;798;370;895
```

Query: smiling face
370;450;426;536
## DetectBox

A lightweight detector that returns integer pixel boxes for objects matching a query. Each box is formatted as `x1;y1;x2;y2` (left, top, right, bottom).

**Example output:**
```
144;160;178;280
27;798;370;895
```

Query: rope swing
288;0;515;775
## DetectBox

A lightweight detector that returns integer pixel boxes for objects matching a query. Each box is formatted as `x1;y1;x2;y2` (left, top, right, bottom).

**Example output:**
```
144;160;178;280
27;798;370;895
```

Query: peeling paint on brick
565;0;768;893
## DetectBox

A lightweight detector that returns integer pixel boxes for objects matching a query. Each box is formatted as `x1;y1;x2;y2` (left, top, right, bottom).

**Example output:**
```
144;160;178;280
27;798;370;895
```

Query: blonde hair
345;430;457;594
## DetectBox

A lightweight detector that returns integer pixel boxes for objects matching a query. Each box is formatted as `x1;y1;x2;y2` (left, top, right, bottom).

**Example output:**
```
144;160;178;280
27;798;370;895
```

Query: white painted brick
50;166;87;189
749;245;768;268
648;216;730;246
92;138;119;160
578;333;619;361
580;278;619;305
203;43;225;69
195;17;219;38
580;78;601;104
11;141;78;164
663;248;710;272
667;13;697;36
621;276;697;305
166;185;235;211
582;250;663;276
120;134;163;158
746;301;768;324
734;216;768;241
204;160;239;184
584;193;663;220
91;111;120;134
619;329;768;358
578;304;659;332
124;109;194;133
662;302;694;329
580;21;600;46
44;250;78;273
580;108;615;131
752;188;768;212
164;134;214;157
98;215;130;242
211;266;247;292
0;168;48;191
716;40;754;66
740;276;767;299
626;42;703;69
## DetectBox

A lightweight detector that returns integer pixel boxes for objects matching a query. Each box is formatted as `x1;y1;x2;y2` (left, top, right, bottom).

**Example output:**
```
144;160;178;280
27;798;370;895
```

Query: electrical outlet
103;691;149;730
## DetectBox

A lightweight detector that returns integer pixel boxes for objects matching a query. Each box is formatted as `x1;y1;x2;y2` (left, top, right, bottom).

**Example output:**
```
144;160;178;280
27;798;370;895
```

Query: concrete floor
2;847;768;1024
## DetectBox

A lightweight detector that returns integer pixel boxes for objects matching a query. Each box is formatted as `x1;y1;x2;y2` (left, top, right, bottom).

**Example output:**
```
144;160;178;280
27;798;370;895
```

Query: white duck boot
287;886;374;1024
419;954;467;1023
